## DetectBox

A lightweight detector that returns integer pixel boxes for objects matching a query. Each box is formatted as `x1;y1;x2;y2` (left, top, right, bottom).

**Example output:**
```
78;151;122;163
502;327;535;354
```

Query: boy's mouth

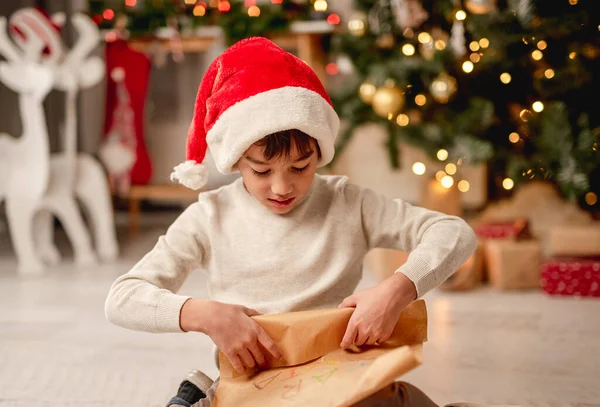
268;197;295;207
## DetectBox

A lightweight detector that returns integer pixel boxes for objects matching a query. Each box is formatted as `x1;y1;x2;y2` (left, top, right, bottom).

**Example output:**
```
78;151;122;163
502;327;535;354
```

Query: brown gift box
213;300;427;407
484;240;542;290
547;224;600;257
440;239;485;291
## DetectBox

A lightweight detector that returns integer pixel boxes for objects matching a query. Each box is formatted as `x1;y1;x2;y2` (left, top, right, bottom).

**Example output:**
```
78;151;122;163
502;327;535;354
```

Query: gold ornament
465;0;497;14
372;84;405;118
359;81;377;104
348;12;368;36
430;72;457;103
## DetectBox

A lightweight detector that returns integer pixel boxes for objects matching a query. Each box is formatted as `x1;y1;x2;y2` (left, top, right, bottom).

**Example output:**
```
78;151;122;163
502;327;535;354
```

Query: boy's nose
271;176;293;196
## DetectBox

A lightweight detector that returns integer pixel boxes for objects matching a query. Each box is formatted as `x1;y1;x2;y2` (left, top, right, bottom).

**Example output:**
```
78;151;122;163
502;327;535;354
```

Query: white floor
1;213;599;407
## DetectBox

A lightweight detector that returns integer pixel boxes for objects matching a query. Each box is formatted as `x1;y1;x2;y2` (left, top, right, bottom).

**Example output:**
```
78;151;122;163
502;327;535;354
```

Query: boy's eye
292;164;309;173
251;168;270;177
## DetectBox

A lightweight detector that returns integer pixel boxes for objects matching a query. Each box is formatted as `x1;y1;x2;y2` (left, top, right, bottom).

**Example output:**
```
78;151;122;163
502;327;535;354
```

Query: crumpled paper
213;300;427;407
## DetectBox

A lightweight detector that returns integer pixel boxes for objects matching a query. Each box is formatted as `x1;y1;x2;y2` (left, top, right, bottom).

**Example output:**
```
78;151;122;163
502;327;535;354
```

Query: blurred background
0;0;599;406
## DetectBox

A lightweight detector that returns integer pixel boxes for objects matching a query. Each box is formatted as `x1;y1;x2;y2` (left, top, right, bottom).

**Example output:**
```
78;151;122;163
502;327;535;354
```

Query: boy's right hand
180;299;282;373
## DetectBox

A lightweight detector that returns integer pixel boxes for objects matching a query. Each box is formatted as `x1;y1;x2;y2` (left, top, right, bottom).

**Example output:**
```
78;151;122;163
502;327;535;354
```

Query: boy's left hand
338;272;417;349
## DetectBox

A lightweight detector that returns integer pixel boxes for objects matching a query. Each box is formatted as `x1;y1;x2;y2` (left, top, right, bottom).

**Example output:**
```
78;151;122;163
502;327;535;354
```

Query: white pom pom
170;160;208;190
98;139;136;175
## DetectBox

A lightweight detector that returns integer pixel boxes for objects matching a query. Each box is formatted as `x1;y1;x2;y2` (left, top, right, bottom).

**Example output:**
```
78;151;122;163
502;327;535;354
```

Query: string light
441;175;454;188
396;114;409;126
218;1;230;12
402;44;416;56
244;0;255;7
585;192;598;205
314;0;328;11
458;180;470;192
412;162;426;175
544;69;555;79
126;0;137;6
193;4;206;15
418;32;432;44
537;40;547;50
271;0;283;3
532;50;543;60
569;51;577;59
479;38;489;48
327;13;340;25
509;132;520;143
437;149;448;161
248;5;260;16
462;61;474;73
500;72;512;84
469;41;480;52
415;94;427;106
455;10;466;20
435;171;446;181
470;53;481;63
445;163;457;175
103;9;115;20
502;178;514;190
569;0;578;4
184;0;195;4
435;40;446;50
532;101;544;112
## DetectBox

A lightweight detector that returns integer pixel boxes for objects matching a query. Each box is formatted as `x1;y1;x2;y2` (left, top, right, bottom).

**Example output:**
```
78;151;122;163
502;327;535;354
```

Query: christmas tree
330;0;599;208
88;0;317;44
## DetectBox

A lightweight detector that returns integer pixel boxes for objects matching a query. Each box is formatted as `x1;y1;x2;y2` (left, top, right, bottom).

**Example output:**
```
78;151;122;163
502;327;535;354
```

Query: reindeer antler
0;17;24;63
63;13;100;68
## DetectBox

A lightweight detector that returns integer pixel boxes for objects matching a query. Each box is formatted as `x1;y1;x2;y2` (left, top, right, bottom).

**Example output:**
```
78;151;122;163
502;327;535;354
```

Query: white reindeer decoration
0;10;118;275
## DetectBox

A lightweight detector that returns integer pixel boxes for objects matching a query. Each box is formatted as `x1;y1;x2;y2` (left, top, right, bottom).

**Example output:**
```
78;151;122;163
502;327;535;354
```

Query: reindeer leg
75;154;119;261
51;195;97;267
34;209;62;266
6;199;45;276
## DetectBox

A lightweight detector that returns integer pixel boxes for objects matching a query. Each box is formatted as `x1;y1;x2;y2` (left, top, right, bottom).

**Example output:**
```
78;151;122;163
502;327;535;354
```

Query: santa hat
170;37;340;190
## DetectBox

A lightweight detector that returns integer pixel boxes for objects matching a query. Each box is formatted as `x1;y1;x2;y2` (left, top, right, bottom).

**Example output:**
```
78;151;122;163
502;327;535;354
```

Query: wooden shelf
127;23;331;85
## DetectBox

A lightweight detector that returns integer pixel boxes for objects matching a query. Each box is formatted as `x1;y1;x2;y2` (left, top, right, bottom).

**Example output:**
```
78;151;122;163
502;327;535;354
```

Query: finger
248;341;266;366
257;327;282;360
238;348;256;370
354;328;369;347
228;353;245;373
365;334;381;346
340;323;357;348
244;307;261;316
338;296;357;309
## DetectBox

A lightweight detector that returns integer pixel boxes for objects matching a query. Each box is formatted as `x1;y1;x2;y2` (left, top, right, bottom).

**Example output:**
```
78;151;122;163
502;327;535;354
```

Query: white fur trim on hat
206;86;339;174
170;160;209;190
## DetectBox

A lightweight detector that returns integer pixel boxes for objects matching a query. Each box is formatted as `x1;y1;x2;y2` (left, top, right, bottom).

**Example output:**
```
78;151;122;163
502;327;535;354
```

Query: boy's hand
338;273;417;349
180;299;282;373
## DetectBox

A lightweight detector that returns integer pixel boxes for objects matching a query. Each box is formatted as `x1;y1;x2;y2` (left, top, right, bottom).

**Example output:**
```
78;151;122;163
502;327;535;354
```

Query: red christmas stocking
101;39;153;193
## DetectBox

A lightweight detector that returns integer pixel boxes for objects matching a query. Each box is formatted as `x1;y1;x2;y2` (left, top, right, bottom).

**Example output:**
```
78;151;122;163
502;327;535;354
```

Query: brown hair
255;129;322;162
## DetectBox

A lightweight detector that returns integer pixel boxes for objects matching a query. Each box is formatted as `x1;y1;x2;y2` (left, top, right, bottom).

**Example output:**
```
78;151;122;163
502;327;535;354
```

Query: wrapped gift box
485;240;542;290
440;239;484;291
474;218;530;240
547;225;600;257
541;257;600;297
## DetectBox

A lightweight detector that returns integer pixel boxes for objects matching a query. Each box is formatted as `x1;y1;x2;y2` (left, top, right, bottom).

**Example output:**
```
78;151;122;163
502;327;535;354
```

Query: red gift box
474;219;530;240
541;258;600;297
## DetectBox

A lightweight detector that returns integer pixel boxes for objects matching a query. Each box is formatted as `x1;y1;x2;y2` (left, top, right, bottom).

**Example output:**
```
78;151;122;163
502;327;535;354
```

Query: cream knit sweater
105;175;476;333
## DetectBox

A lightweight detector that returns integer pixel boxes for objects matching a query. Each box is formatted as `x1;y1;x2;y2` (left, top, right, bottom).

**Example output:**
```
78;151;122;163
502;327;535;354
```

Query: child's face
237;139;319;214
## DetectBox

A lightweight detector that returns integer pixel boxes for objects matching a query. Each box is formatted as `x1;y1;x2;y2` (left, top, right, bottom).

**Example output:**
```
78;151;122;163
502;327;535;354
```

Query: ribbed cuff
396;259;437;299
155;294;192;333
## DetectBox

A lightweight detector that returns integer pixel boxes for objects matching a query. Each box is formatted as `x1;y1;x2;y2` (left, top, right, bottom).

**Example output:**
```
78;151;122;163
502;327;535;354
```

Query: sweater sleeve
347;183;477;298
105;202;208;333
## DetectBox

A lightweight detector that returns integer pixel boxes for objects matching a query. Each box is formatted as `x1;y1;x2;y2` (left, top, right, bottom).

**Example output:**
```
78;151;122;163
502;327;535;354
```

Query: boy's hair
255;129;322;162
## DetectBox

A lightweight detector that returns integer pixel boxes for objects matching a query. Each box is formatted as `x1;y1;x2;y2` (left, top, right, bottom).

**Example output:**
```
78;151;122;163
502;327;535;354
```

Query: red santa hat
170;37;340;190
9;8;64;64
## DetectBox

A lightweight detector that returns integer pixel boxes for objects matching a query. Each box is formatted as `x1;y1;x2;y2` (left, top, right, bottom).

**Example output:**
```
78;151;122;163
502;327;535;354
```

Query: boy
105;37;477;406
